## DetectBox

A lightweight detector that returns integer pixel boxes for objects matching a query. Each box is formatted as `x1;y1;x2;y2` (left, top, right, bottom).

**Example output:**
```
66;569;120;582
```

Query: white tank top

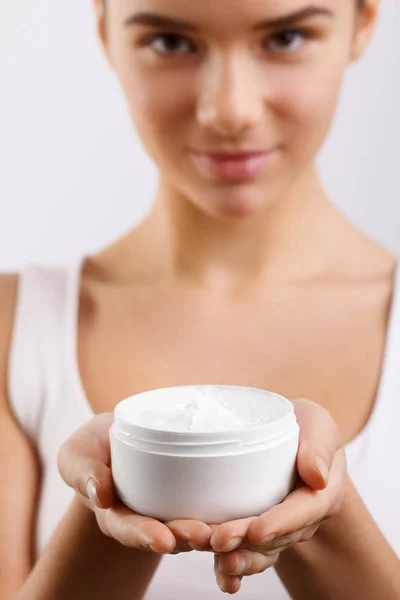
7;257;400;600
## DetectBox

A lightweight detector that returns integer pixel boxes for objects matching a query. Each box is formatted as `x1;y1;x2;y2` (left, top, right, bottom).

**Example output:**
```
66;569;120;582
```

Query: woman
0;0;399;598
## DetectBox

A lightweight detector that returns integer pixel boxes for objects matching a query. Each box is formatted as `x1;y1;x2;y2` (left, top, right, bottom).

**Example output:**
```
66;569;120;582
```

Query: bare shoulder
348;234;397;282
367;245;398;281
0;273;19;405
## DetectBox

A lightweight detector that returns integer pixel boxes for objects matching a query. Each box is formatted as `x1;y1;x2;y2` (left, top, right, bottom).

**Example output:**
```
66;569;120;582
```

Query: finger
210;517;255;552
247;487;325;545
217;549;279;577
165;519;214;551
262;529;307;552
57;413;117;509
215;572;242;595
104;504;176;553
247;450;346;545
298;524;320;543
211;520;304;554
239;529;308;555
208;523;219;535
292;398;342;490
214;555;242;595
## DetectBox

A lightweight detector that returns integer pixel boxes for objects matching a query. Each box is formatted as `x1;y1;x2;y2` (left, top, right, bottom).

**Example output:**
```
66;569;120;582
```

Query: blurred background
0;0;399;272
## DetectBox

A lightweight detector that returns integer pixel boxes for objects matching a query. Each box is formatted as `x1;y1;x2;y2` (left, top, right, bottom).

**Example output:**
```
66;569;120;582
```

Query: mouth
190;149;276;181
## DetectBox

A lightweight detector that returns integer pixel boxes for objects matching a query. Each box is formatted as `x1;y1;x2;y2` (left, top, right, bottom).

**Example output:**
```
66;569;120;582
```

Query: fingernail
86;478;101;508
314;457;329;486
216;572;228;593
218;537;241;552
140;533;155;547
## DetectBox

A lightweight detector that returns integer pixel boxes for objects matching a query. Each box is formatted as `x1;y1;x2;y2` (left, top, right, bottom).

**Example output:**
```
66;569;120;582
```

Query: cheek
271;61;346;161
122;70;192;161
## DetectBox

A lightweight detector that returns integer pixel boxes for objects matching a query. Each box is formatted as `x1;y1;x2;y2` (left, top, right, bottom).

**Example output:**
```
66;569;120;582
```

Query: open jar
110;385;299;523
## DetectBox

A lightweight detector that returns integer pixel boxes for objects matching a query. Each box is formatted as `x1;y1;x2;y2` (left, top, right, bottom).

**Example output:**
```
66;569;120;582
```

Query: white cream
137;386;266;432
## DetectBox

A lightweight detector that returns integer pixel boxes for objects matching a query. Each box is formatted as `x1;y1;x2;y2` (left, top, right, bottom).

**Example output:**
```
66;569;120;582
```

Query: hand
209;398;347;594
57;413;214;555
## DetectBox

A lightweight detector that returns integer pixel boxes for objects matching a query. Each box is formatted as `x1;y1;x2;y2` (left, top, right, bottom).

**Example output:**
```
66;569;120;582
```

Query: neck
139;163;348;291
103;163;369;291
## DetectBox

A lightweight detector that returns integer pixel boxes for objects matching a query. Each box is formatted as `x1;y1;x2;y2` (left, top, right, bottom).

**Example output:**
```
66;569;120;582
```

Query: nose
196;54;263;139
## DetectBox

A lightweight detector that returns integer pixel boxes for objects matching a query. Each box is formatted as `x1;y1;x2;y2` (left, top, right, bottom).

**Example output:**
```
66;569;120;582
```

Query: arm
209;399;400;597
10;413;216;600
17;404;221;600
275;476;400;600
15;498;162;600
0;275;162;600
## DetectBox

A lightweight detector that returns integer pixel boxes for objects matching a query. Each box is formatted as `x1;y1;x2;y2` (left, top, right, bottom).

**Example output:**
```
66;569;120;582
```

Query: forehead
115;0;339;29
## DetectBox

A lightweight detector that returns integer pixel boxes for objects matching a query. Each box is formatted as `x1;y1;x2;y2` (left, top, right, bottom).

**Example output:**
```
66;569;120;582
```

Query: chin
200;189;270;220
213;203;262;220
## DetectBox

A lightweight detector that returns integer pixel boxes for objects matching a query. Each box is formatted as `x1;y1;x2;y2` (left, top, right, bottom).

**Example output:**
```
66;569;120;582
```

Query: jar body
110;425;299;523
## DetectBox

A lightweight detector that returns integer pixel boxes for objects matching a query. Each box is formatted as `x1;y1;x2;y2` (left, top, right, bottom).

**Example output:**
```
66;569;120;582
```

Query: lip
197;150;269;159
191;149;275;181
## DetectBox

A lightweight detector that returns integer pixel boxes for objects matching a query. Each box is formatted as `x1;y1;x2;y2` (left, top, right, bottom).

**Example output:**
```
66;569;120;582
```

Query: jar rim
113;385;298;449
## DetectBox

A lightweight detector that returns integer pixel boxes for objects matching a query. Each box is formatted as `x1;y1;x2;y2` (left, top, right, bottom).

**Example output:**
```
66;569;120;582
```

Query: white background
0;0;399;272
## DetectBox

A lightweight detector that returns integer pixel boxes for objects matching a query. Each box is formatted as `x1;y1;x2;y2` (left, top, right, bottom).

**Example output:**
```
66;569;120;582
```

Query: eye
144;33;195;56
265;29;308;53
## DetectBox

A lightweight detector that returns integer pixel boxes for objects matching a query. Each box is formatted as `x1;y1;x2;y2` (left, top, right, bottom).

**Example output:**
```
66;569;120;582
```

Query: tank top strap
7;258;84;443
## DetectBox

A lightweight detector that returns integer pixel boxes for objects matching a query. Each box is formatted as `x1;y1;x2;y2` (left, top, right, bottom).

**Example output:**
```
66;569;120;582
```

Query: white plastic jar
109;385;299;523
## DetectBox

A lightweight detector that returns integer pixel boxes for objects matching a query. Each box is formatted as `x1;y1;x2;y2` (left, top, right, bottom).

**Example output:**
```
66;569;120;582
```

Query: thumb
57;413;117;509
292;398;342;491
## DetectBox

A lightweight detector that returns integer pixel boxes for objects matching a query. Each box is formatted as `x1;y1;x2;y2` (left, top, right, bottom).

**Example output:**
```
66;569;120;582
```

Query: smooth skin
56;400;346;595
1;0;400;598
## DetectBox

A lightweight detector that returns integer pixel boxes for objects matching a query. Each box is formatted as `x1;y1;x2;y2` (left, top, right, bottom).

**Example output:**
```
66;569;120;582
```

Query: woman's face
95;0;377;219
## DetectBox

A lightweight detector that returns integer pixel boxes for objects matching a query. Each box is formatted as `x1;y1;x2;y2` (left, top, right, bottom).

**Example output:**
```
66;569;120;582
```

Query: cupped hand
209;398;347;594
57;413;214;555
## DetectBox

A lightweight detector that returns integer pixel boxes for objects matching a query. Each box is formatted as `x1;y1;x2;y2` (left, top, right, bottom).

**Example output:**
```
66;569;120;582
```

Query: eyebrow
123;6;334;32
